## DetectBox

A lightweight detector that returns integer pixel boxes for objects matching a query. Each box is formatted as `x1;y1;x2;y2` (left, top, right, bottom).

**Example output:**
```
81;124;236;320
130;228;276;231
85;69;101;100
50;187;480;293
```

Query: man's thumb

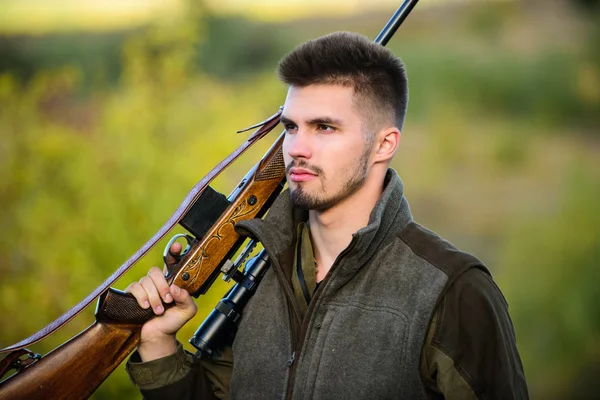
170;284;191;306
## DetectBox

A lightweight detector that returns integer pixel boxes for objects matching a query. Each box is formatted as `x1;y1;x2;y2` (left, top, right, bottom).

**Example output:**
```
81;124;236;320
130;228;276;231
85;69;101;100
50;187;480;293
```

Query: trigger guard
163;233;194;271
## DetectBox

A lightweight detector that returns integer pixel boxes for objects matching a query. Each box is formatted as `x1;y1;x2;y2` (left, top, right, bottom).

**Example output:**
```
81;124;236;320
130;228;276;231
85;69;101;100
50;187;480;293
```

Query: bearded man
125;32;529;399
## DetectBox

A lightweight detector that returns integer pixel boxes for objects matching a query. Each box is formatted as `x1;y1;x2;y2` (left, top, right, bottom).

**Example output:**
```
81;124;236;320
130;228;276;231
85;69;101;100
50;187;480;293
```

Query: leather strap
0;108;282;354
0;348;41;378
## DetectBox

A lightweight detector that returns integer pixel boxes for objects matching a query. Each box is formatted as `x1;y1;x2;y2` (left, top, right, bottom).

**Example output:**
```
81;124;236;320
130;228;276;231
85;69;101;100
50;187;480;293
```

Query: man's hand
125;242;198;362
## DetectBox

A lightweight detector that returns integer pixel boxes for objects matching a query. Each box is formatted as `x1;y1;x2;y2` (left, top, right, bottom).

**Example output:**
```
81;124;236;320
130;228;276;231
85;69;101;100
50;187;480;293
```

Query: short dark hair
277;31;408;131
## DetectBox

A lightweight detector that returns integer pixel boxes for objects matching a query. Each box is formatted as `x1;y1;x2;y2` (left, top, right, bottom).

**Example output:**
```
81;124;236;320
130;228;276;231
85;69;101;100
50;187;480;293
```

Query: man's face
281;84;373;211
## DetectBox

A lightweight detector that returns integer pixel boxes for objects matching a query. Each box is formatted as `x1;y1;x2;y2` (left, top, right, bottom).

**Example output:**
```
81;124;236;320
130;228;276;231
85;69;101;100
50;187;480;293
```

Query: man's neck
308;173;385;281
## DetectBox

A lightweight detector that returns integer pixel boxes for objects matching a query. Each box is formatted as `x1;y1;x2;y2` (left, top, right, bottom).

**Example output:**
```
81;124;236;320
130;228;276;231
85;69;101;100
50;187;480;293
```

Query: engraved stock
172;133;286;295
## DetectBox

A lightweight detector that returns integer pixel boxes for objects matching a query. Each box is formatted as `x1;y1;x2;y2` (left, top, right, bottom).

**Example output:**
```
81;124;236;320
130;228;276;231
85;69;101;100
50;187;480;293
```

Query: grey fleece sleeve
421;268;529;400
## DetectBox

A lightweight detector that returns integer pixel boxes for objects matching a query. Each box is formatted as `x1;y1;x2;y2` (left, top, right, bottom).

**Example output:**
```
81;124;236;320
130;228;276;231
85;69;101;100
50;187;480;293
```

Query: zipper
266;247;304;399
284;236;358;399
241;222;359;399
266;244;302;345
296;233;312;304
239;227;303;389
286;351;296;367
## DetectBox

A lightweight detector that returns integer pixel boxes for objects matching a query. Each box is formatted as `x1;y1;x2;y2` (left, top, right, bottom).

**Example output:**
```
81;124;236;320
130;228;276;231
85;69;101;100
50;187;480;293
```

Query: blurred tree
498;163;600;398
1;1;599;398
0;32;127;89
0;12;295;88
573;0;600;10
197;14;293;81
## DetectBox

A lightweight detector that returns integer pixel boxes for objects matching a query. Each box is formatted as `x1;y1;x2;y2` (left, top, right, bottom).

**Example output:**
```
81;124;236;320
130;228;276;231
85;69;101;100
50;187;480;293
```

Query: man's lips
288;167;317;182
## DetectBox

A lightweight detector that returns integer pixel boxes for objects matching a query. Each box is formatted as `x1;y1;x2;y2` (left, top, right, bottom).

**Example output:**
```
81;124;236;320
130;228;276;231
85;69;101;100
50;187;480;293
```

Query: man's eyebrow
280;115;345;127
280;115;295;125
307;117;344;126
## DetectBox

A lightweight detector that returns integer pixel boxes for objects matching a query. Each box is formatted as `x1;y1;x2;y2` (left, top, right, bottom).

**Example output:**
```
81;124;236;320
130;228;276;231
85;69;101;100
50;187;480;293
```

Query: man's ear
374;127;401;163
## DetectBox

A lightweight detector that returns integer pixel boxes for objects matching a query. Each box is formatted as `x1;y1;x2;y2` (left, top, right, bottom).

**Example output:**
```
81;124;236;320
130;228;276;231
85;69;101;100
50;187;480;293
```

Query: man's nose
285;130;312;160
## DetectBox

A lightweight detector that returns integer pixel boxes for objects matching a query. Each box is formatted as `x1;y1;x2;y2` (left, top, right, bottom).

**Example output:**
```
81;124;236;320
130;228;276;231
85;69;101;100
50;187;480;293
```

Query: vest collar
235;168;413;277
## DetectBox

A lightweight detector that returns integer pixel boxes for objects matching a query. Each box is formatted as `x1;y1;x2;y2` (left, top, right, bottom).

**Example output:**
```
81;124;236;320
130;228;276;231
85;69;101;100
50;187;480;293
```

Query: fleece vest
230;169;483;400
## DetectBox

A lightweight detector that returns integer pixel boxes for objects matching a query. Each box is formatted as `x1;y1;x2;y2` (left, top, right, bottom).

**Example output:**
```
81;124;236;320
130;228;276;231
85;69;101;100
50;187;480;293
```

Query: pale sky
0;0;466;33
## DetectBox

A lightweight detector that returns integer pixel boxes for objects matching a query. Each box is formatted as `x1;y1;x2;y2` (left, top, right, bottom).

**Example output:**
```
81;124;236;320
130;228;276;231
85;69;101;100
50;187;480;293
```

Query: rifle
0;1;419;398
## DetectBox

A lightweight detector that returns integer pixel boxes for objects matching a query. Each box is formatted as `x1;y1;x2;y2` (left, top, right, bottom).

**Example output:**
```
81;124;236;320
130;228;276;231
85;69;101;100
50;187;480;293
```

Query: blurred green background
0;0;599;398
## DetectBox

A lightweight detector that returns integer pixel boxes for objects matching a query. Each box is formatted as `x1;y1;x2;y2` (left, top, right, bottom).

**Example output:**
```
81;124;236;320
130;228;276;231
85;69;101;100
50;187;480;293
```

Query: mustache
285;160;324;176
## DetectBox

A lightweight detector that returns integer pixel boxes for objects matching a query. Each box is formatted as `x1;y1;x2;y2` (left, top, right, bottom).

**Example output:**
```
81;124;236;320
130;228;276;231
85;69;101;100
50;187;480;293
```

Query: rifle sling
0;108;283;355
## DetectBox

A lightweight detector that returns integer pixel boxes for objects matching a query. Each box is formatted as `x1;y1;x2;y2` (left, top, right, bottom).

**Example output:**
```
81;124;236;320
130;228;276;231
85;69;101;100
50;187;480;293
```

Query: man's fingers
169;285;197;322
165;242;183;266
127;262;192;319
140;276;164;315
170;242;182;255
148;267;173;304
171;285;196;309
125;282;150;309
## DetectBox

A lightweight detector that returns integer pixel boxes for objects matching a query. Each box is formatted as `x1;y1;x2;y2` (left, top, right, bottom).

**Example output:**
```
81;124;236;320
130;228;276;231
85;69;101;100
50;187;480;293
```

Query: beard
287;146;371;211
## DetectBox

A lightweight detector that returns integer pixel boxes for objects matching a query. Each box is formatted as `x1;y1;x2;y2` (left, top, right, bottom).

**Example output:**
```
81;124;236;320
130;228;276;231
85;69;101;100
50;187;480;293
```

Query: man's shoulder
389;220;509;322
395;221;489;281
425;262;525;399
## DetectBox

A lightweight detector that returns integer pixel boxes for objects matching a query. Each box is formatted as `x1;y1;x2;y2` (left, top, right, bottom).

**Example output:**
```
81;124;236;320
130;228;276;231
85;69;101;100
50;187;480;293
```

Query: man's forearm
138;335;178;362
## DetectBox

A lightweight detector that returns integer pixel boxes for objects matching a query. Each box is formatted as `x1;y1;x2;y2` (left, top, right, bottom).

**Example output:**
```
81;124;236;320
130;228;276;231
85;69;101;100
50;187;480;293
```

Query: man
125;32;528;399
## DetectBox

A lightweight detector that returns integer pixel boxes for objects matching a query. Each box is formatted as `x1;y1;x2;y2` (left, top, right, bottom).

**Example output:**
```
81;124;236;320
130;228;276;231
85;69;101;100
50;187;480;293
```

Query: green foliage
0;13;294;88
0;2;599;398
498;162;600;397
394;45;599;130
197;14;294;81
0;13;284;397
0;32;125;86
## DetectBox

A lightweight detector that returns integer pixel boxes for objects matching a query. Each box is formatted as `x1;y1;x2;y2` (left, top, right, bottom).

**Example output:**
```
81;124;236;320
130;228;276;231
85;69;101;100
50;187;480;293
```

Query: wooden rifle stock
0;132;286;400
0;290;142;400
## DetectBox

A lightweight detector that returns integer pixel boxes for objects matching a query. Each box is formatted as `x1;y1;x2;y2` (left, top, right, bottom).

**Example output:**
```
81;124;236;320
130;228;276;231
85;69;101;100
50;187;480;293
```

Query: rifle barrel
375;0;420;46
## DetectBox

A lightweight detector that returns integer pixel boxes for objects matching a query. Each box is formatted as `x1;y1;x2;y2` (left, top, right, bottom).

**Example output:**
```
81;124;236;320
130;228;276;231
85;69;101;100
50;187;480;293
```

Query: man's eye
284;124;297;132
317;124;334;131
